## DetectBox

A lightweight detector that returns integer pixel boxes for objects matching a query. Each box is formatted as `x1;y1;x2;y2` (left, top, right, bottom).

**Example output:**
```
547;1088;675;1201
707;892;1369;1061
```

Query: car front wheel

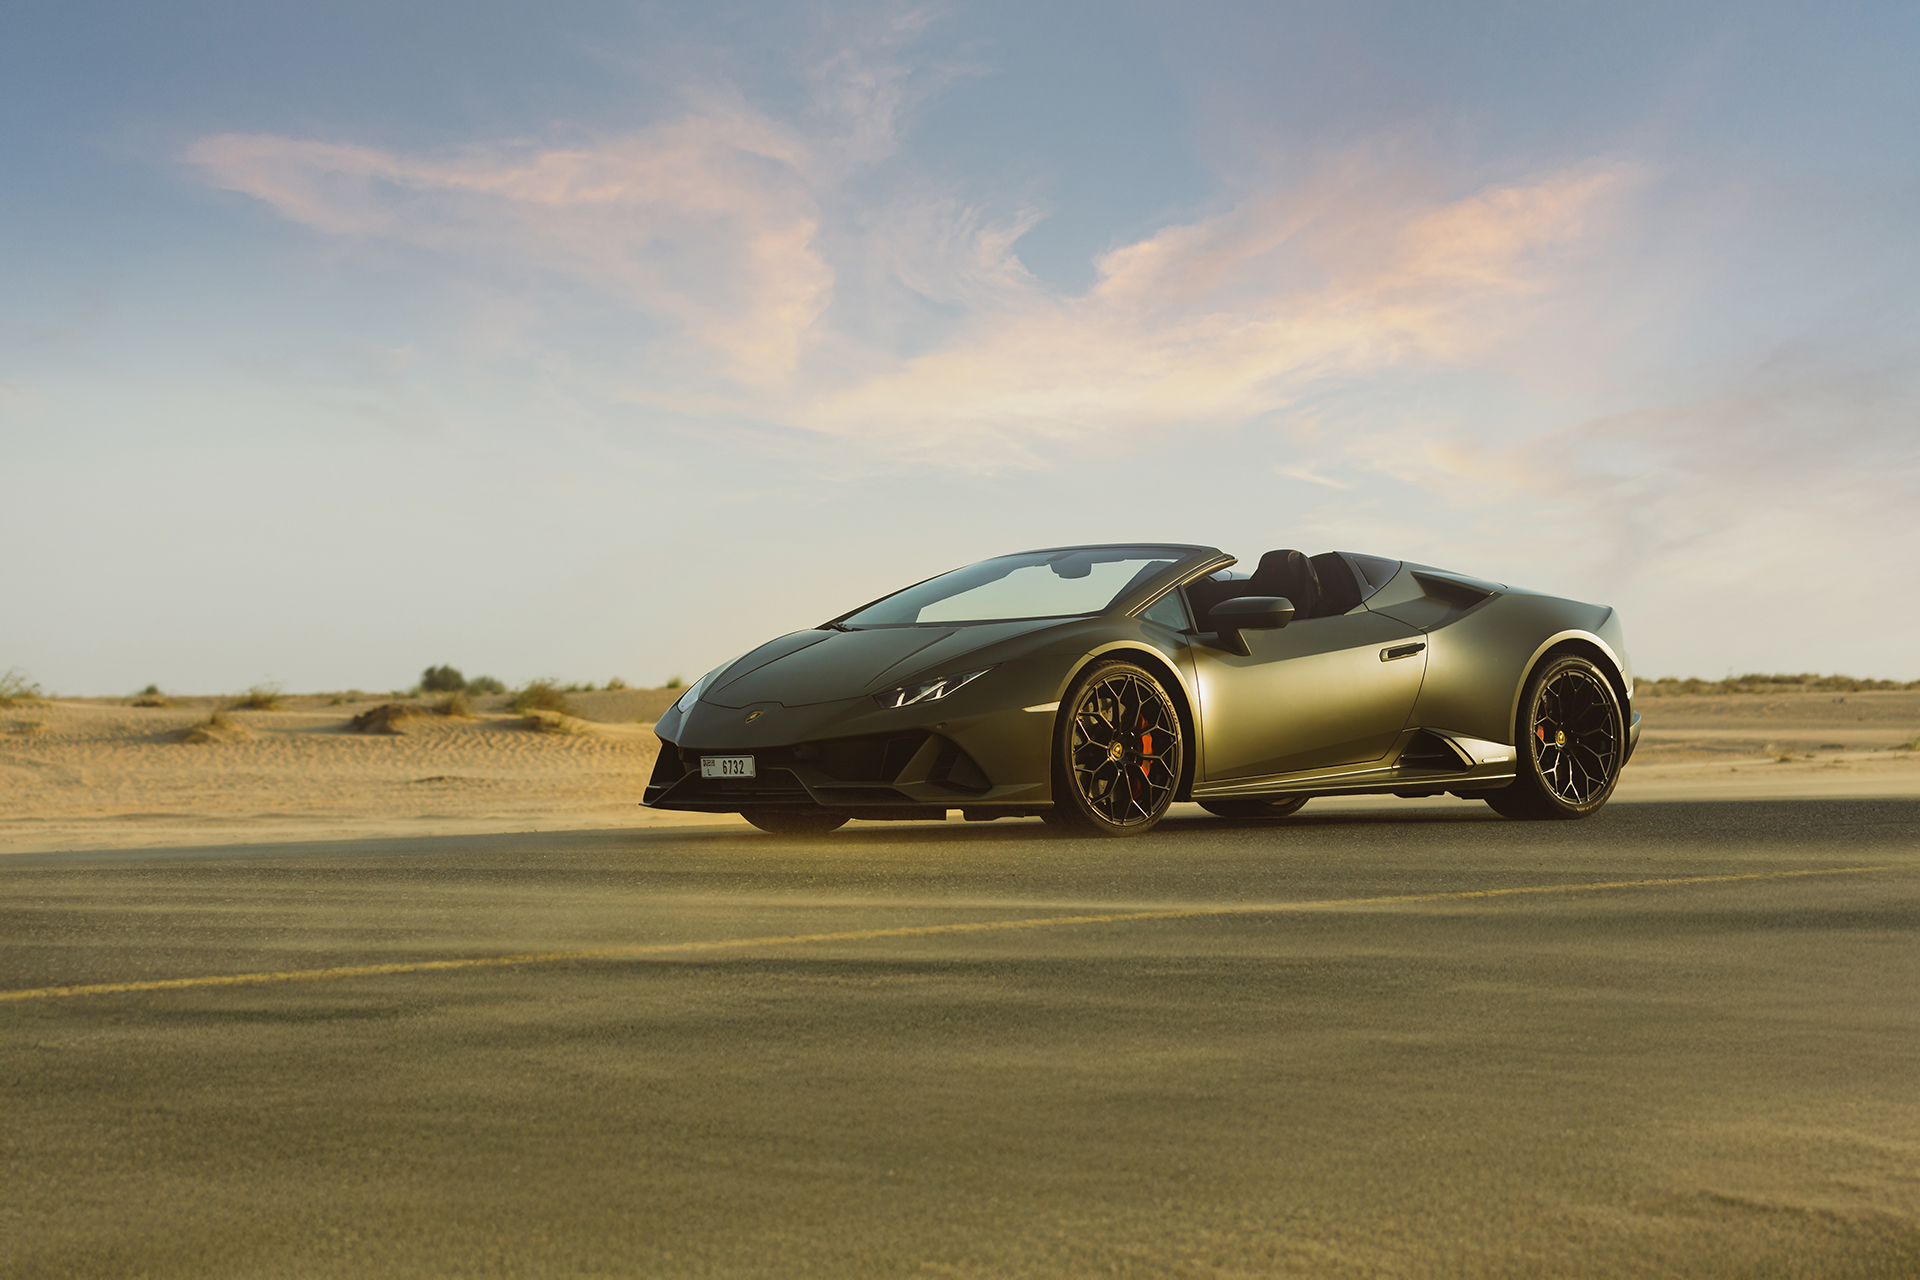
1485;654;1624;820
1047;661;1184;836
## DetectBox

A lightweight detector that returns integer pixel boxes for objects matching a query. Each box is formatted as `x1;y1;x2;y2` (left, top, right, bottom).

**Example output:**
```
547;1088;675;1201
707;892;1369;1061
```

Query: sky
3;0;1917;694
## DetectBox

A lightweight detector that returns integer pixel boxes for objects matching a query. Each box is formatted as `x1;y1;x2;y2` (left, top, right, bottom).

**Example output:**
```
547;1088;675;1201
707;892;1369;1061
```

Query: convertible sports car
645;544;1640;836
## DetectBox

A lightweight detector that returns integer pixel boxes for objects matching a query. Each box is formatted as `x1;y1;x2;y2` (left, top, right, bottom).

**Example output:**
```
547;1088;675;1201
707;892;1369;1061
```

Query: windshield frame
825;544;1222;630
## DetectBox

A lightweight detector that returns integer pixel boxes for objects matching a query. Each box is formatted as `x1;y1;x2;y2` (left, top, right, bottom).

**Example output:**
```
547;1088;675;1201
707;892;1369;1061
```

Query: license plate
700;755;756;779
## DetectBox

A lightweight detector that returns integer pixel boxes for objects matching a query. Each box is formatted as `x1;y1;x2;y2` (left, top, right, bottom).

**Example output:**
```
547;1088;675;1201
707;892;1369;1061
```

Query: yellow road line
1;864;1899;1004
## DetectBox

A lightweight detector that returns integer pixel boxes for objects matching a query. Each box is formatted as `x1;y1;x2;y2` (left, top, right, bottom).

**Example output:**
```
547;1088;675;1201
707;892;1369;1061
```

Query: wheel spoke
1068;671;1182;826
1528;668;1621;805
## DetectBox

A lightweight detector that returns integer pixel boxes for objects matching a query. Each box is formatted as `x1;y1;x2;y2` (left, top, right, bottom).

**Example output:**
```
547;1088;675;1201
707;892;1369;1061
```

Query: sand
0;689;722;854
3;688;1916;855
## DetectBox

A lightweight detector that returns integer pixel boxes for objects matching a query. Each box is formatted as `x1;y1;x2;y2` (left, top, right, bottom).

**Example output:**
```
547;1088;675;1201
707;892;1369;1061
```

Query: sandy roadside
3;689;1916;854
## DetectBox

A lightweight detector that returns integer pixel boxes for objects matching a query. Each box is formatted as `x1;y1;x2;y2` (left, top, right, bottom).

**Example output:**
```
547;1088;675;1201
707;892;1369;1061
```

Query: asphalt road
5;800;1918;1278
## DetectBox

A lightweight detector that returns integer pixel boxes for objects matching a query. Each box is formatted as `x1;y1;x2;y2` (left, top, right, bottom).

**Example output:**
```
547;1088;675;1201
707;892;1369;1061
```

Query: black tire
1198;796;1309;820
1049;660;1184;836
1484;654;1624;820
742;809;849;835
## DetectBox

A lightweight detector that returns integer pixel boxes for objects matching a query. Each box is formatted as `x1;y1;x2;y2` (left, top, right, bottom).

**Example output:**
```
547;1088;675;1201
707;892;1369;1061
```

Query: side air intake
1397;731;1473;772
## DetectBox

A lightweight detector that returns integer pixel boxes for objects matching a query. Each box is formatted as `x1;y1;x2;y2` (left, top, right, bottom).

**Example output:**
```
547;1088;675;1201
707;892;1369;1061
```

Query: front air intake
927;738;992;794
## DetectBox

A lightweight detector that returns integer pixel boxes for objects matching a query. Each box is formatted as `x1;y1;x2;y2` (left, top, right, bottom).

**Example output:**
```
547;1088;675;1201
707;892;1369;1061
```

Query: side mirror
1205;596;1294;655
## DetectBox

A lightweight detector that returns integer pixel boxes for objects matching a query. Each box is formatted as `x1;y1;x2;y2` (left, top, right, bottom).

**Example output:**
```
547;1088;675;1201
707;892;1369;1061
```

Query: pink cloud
187;115;831;383
187;110;1631;466
801;165;1633;460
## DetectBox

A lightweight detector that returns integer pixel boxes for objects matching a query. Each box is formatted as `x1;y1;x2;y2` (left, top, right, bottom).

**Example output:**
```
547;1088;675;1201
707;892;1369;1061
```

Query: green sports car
645;543;1640;835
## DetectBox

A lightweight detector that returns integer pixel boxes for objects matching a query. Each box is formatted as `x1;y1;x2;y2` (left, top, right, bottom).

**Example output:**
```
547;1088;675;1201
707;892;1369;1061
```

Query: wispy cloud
185;19;1632;461
802;165;1627;462
1333;342;1920;608
1274;462;1352;489
188;114;831;384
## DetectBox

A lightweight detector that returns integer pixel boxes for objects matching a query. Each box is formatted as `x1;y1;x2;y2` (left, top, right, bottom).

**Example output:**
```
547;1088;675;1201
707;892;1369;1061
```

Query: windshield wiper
824;621;856;631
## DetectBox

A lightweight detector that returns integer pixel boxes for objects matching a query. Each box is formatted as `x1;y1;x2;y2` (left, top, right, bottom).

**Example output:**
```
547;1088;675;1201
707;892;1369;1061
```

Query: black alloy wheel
1198;796;1309;820
1046;661;1184;836
743;809;849;835
1485;654;1623;820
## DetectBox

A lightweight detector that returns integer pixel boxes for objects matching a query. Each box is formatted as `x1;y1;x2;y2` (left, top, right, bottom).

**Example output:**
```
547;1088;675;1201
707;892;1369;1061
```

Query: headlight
674;654;746;714
873;666;992;710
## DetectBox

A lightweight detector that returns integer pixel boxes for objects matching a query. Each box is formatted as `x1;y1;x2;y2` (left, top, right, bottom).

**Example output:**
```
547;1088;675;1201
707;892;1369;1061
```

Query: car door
1186;602;1428;782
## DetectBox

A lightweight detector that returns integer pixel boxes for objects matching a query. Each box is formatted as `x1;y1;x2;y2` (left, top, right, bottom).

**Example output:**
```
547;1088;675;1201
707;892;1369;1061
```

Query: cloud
800;165;1630;463
1342;342;1920;610
1274;462;1352;489
184;19;1646;485
187;113;831;384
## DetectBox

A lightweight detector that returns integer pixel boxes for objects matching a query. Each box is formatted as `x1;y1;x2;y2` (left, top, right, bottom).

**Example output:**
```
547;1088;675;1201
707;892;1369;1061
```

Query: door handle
1380;642;1426;662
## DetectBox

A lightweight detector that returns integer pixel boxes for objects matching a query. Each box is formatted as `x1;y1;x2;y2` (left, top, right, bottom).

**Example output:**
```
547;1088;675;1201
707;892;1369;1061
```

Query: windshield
841;547;1187;627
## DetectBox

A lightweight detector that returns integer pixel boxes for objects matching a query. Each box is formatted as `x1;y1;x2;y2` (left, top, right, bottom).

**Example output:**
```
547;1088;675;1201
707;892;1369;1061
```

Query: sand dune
0;691;718;853
3;688;1916;855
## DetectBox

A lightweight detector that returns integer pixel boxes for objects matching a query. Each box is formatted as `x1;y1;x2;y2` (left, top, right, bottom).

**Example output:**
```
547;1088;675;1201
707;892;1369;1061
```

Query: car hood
702;619;1064;709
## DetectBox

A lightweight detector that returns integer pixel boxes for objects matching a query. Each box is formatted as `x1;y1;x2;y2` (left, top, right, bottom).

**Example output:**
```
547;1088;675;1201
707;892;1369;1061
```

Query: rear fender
1510;623;1633;742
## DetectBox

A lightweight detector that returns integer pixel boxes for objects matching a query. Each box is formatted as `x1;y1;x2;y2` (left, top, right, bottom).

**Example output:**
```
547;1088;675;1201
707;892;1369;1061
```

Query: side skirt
1191;727;1519;800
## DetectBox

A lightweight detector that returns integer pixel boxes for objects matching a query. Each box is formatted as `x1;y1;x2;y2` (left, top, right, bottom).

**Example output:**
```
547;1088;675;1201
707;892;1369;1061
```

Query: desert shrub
0;668;43;707
349;703;420;734
466;675;506;695
139;684;162;696
230;684;283;711
177;710;246;744
421;664;466;693
521;709;583;735
664;675;684;690
1639;673;1920;697
605;677;629;690
434;693;473;718
9;718;47;736
562;681;591;693
131;691;174;708
510;679;575;716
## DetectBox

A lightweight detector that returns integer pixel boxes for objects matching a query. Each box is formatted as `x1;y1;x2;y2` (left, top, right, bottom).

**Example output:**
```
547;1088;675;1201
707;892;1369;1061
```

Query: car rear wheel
743;809;849;835
1198;797;1309;819
1485;654;1624;820
1048;661;1183;837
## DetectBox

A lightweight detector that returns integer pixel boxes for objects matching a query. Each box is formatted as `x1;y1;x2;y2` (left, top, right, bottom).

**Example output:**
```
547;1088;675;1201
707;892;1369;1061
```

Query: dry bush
1639;673;1920;697
131;683;173;707
466;675;506;696
348;703;421;734
0;668;43;708
434;693;473;719
510;679;575;716
520;709;584;735
178;710;247;744
230;684;284;711
605;677;629;690
1765;743;1796;764
421;664;466;693
664;675;684;690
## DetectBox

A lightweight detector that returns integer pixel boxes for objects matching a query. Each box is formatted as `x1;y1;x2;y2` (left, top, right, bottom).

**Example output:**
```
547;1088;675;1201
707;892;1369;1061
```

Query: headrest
1247;549;1320;618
